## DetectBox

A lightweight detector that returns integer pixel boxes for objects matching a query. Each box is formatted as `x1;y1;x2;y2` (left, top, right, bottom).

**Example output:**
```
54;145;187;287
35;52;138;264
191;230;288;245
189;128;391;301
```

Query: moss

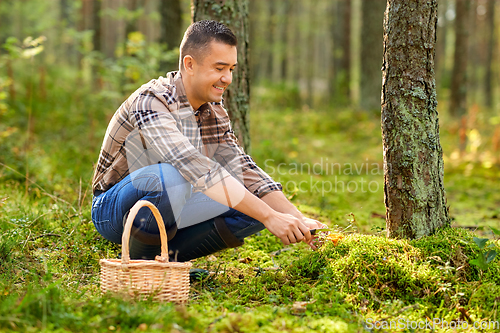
469;283;500;313
279;227;499;314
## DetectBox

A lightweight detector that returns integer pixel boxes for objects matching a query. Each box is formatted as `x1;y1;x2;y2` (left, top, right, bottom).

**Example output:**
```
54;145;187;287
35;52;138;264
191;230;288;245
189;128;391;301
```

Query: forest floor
0;87;499;332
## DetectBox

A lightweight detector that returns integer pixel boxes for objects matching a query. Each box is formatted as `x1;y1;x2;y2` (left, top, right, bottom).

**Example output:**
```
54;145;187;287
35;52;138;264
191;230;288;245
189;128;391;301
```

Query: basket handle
121;200;169;265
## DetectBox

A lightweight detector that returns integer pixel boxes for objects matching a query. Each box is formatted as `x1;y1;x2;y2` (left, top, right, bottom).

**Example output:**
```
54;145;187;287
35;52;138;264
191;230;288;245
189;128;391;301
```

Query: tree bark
192;0;251;152
159;0;182;72
382;0;450;239
449;0;471;117
485;0;495;108
360;0;386;111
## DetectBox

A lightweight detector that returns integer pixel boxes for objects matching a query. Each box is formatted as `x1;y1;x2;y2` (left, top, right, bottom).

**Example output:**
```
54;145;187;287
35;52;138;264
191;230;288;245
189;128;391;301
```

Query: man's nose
221;70;232;85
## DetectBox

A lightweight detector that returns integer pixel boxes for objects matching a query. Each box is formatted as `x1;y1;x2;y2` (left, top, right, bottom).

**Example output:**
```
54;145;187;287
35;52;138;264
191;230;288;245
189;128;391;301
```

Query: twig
368;287;383;304
27;233;62;242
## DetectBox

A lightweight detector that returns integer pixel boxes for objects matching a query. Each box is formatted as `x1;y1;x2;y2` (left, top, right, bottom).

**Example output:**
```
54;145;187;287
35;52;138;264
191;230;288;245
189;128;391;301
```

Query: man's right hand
262;211;312;246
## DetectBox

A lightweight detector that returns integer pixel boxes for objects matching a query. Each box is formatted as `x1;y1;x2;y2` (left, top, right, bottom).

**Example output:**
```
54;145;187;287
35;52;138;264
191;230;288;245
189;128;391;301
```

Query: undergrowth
1;72;500;331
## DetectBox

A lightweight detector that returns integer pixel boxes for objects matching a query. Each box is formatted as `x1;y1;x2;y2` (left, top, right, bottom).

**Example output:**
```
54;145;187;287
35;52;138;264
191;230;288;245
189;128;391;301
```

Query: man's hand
302;217;327;230
261;211;312;245
261;191;328;249
300;217;327;250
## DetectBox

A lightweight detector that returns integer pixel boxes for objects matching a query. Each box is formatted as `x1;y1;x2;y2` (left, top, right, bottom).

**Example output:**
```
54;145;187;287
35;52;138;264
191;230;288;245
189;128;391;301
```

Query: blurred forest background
0;0;499;229
1;1;500;330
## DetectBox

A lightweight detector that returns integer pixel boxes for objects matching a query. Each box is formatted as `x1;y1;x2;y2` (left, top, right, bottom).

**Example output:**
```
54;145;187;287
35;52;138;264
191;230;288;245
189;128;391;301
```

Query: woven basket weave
100;200;192;303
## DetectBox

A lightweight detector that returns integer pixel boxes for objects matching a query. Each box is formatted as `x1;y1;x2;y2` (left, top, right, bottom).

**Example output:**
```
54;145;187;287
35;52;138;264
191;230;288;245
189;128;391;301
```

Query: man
91;20;325;261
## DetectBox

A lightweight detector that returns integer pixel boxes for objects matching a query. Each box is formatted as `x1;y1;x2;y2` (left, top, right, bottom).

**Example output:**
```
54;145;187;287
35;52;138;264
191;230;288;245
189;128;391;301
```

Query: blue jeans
91;163;265;244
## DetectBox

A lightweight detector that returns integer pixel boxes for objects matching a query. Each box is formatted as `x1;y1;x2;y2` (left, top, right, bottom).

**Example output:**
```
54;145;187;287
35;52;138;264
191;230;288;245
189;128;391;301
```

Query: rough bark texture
360;0;386;111
382;0;450;239
159;0;182;72
192;0;251;152
449;0;470;117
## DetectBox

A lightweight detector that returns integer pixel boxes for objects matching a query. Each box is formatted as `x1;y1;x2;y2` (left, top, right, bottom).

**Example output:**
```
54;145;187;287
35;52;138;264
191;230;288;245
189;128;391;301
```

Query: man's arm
203;176;314;245
261;190;326;229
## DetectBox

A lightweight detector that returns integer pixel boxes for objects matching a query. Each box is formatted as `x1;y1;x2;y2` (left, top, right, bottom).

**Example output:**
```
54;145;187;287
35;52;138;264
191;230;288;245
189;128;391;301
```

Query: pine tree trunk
485;0;495;108
92;0;102;52
382;0;450;239
435;0;448;91
449;0;471;117
92;0;102;88
360;0;385;111
192;0;251;152
331;0;351;105
159;0;182;72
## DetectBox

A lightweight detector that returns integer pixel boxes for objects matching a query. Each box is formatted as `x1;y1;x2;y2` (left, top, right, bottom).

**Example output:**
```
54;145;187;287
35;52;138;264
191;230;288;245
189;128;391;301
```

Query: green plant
469;235;498;271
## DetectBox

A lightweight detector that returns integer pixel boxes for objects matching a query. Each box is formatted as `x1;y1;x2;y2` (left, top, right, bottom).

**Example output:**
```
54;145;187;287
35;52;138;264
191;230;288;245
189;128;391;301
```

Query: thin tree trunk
485;0;495;108
280;0;290;82
92;0;102;54
305;0;316;107
449;0;471;117
382;0;450;239
159;0;182;72
125;0;140;37
92;0;102;90
192;0;251;152
271;1;285;83
467;0;478;105
435;0;448;92
360;0;385;111
331;0;351;105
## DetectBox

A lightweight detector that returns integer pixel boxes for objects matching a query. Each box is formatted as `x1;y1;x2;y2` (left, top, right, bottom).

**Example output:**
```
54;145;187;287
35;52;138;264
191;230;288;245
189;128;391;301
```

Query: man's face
188;41;237;109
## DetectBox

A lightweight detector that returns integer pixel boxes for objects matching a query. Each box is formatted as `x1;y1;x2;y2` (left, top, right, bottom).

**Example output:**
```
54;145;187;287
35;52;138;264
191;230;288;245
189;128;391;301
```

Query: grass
1;75;500;331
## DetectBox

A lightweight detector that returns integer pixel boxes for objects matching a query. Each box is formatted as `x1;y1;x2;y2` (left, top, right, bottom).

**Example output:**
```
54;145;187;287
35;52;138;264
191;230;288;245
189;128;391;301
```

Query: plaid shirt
92;71;282;198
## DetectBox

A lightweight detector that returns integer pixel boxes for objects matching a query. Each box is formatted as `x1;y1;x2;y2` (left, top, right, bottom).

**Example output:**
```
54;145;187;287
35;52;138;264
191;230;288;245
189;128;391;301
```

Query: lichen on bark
381;0;450;239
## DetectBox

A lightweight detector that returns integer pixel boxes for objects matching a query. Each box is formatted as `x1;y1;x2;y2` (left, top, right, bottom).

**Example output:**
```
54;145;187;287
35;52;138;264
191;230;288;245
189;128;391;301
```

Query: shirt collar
167;71;212;119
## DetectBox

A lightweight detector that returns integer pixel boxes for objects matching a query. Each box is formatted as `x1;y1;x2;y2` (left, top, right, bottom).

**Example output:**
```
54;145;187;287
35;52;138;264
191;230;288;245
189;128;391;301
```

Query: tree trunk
382;0;450;239
485;0;495;108
159;0;182;72
467;0;478;106
91;0;102;90
192;0;251;152
449;0;471;117
360;0;385;111
125;0;140;37
305;0;316;107
92;0;102;53
331;0;351;105
435;0;448;92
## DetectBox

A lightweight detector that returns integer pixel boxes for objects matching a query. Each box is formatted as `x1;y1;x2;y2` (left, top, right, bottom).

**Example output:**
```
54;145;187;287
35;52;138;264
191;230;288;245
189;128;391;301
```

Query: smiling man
91;20;324;262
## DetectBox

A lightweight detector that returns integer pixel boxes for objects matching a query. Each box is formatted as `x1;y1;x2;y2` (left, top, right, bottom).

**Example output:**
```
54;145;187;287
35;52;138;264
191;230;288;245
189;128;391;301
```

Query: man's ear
183;55;195;75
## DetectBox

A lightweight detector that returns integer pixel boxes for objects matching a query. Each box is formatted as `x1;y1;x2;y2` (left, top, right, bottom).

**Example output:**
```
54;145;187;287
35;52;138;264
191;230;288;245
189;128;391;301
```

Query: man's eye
216;68;223;71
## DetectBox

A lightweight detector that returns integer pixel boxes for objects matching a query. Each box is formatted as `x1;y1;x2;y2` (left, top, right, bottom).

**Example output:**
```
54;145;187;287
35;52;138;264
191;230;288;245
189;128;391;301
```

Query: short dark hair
179;20;237;70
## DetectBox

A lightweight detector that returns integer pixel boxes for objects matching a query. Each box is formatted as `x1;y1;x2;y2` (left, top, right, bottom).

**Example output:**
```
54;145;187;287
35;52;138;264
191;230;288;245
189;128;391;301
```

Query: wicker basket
100;200;192;303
